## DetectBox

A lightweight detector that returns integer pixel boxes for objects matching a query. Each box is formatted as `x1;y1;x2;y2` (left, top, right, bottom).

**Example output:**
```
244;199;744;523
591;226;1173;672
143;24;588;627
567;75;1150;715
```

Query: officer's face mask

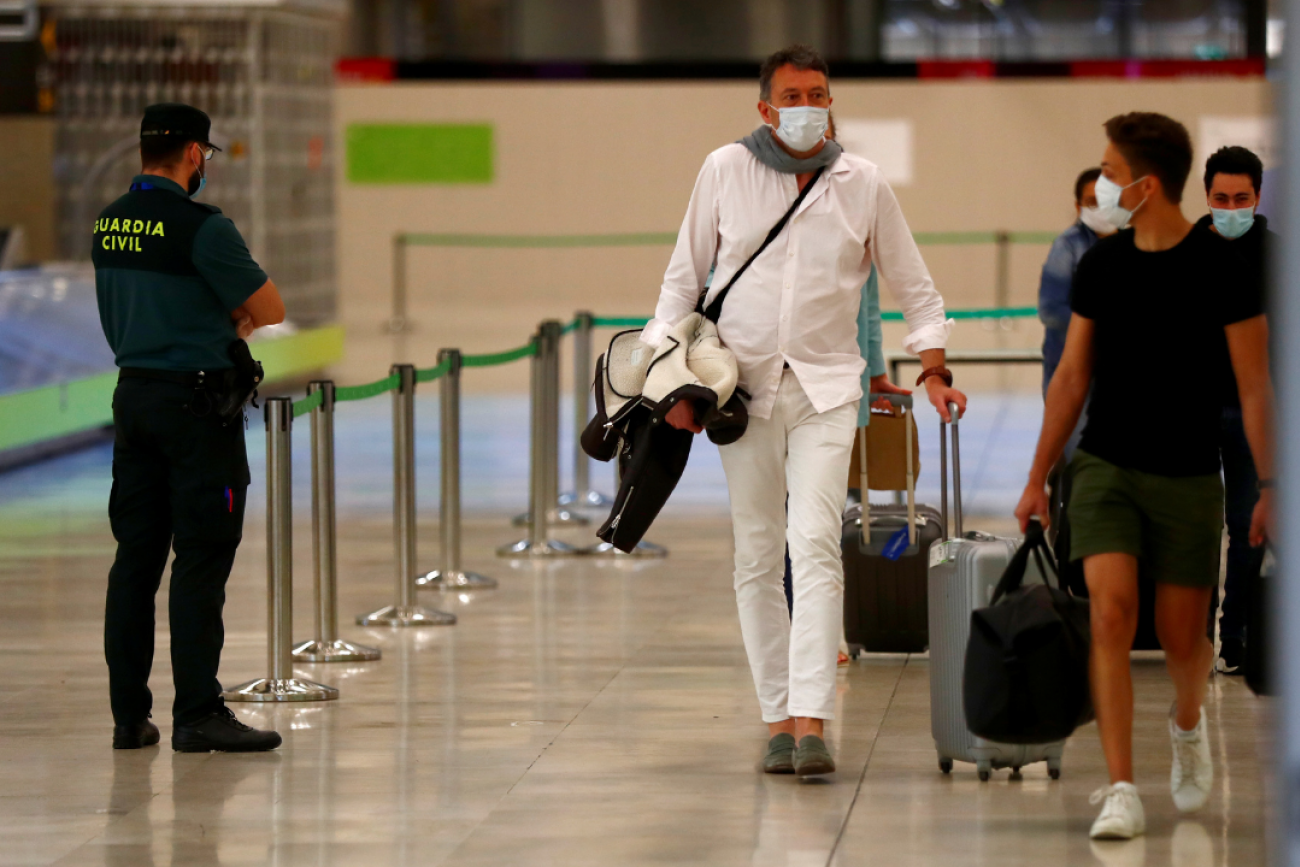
187;147;206;198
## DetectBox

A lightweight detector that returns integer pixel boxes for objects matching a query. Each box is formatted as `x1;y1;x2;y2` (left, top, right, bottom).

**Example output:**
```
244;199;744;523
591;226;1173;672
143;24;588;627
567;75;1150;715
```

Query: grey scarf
739;125;842;174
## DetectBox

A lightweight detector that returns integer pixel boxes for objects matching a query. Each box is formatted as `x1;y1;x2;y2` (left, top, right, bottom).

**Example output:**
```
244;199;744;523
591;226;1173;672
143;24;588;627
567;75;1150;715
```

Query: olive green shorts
1068;450;1223;588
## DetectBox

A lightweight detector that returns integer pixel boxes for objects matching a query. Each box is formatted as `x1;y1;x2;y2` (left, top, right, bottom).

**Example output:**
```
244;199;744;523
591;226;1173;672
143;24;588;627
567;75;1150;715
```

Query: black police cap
140;103;222;151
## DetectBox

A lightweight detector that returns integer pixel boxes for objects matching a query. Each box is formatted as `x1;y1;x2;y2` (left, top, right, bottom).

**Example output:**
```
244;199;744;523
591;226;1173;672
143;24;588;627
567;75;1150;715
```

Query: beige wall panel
335;77;1270;392
0;117;56;264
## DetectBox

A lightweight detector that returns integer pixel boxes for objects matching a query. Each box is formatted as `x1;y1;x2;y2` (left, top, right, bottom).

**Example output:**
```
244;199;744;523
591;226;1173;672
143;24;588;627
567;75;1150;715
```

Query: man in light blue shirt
1038;167;1113;394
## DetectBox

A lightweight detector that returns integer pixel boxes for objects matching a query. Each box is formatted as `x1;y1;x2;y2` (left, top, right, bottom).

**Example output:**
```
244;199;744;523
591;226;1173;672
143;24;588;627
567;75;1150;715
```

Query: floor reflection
3;506;1270;866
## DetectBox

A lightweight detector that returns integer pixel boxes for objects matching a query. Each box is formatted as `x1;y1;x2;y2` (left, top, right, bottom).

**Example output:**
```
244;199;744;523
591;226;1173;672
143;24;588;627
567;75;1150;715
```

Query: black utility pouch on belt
212;339;264;426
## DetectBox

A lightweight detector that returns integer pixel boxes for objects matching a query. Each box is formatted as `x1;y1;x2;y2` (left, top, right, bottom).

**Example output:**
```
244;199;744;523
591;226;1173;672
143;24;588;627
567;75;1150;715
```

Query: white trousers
718;369;858;722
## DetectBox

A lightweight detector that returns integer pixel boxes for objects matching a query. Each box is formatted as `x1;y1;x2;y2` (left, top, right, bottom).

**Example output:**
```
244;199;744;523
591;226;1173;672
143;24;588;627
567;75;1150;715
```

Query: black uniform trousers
105;376;249;726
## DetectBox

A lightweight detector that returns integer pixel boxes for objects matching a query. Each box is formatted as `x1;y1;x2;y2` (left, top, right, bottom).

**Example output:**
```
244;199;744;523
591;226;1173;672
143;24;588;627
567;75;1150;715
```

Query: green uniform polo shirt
92;174;269;372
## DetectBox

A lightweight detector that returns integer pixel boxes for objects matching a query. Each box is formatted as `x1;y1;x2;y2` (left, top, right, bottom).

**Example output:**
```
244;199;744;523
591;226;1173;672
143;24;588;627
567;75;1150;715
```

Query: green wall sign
346;123;495;184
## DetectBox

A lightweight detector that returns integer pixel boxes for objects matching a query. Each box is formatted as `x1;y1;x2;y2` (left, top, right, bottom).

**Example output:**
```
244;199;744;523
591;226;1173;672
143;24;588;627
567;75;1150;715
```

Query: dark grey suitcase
842;502;941;654
840;394;940;655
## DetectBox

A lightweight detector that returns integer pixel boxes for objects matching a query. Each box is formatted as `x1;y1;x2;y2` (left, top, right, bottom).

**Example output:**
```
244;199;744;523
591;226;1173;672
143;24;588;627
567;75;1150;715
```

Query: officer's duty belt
119;367;208;387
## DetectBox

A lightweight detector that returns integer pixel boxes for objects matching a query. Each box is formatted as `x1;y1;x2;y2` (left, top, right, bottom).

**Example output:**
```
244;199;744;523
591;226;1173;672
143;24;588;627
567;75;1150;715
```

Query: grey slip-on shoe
794;735;836;777
762;733;796;774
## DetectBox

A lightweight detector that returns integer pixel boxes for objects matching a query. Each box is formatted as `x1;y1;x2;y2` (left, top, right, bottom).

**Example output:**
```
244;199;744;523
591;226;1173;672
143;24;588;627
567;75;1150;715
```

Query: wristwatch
915;366;954;388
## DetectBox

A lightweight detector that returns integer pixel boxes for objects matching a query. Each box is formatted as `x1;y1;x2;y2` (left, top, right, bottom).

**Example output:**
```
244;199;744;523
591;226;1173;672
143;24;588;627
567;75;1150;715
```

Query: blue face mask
1211;206;1255;239
188;153;206;199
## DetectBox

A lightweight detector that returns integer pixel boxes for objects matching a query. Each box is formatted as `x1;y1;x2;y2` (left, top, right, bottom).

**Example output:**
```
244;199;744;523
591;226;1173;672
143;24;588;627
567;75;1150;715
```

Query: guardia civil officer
94;104;284;752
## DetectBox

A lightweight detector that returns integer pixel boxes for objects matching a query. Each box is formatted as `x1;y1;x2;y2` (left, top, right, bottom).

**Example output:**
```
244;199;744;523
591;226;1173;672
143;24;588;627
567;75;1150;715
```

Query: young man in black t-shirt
1014;113;1274;841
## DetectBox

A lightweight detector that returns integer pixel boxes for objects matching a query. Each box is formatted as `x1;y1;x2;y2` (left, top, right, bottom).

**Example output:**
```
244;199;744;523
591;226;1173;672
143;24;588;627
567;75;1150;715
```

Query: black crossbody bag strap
698;165;827;324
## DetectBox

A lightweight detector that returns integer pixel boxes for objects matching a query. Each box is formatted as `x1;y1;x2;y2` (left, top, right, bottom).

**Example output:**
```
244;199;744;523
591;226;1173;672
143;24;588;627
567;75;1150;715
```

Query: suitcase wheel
1009;766;1022;781
1048;757;1062;781
977;760;991;782
938;757;952;775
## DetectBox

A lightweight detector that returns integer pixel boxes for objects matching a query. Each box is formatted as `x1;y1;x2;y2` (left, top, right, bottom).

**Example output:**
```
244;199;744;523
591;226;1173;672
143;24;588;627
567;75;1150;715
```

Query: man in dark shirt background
1195;145;1273;674
94;104;285;753
1014;113;1273;841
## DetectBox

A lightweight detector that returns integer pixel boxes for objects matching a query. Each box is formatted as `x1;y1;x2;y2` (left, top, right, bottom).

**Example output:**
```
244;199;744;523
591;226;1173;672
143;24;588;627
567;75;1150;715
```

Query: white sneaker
1089;782;1146;840
1169;704;1213;812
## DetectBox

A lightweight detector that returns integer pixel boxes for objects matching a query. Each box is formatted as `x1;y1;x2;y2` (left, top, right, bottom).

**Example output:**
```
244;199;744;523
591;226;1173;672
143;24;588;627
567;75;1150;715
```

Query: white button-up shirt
643;143;953;420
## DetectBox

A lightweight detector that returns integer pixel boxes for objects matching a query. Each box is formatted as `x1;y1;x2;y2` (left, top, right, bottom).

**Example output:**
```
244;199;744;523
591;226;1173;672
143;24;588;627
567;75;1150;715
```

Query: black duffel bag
963;519;1094;744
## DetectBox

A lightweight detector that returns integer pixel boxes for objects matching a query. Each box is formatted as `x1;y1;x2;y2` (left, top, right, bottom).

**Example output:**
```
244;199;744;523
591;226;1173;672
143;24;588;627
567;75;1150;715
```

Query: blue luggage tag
881;525;910;561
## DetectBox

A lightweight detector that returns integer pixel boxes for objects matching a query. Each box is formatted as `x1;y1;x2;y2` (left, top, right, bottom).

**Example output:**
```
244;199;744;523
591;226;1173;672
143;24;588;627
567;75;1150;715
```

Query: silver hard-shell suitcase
926;402;1064;781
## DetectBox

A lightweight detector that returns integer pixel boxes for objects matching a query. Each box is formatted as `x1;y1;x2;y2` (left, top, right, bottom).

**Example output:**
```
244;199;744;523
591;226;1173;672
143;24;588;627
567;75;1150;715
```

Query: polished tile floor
0;431;1272;866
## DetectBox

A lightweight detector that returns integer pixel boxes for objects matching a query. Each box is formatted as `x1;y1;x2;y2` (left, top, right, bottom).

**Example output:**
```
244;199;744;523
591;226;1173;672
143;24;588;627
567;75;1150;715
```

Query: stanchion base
549;507;589;526
355;604;457;627
496;538;585;558
585;540;669;559
384;317;409;334
417;569;499;590
511;508;590;528
291;638;383;663
558;489;613;508
222;677;338;702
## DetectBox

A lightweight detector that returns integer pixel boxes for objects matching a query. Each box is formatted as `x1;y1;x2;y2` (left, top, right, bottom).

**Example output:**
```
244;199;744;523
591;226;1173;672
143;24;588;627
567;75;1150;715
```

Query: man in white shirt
643;44;966;776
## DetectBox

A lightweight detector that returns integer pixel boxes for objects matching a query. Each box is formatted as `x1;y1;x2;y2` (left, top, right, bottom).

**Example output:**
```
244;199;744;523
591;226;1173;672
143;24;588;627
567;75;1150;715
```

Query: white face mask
1078;206;1116;237
1094;173;1149;230
766;104;829;153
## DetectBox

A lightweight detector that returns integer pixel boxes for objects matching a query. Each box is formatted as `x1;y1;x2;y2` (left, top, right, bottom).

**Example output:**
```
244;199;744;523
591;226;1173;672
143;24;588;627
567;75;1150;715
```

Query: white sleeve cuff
900;319;954;356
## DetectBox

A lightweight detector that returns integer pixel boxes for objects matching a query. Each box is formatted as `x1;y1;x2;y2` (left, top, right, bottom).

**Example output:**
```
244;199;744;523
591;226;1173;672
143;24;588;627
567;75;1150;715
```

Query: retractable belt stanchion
585;434;668;559
357;364;457;626
225;398;339;702
544;320;588;526
514;320;587;528
558;310;610;510
293;381;382;662
498;330;582;558
418;349;498;590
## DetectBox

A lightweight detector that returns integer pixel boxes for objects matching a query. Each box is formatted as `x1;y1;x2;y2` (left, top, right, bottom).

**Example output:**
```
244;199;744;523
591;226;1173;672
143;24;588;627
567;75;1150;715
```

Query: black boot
172;707;282;753
113;718;160;750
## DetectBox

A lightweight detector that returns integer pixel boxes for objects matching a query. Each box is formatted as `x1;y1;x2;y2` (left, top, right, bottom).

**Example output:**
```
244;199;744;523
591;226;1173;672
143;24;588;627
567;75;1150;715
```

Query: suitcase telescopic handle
867;392;913;409
857;393;918;549
859;393;917;546
940;401;963;539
